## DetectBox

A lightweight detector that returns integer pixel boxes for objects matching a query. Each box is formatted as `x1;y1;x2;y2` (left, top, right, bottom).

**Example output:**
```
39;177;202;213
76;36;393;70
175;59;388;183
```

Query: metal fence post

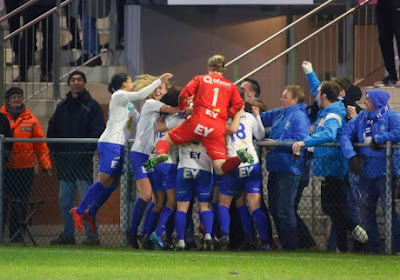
120;143;132;239
0;135;5;242
0;21;4;105
53;0;61;100
384;141;393;254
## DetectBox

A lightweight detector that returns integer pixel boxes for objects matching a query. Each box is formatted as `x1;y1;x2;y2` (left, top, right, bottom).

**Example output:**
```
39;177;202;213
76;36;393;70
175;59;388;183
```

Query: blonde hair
208;55;226;73
133;74;168;99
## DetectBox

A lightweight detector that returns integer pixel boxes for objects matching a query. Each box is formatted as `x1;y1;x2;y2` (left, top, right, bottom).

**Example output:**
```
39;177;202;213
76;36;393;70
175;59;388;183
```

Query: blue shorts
98;142;125;177
150;163;177;192
213;173;222;187
130;151;151;180
219;163;262;196
176;168;213;202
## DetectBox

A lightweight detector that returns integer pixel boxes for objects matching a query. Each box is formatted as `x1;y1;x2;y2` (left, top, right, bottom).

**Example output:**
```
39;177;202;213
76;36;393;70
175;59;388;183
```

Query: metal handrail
234;0;373;85
225;0;334;67
3;0;75;41
0;0;39;24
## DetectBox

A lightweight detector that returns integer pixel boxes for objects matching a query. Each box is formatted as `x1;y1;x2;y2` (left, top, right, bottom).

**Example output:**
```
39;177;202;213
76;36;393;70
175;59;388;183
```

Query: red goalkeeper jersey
178;72;243;119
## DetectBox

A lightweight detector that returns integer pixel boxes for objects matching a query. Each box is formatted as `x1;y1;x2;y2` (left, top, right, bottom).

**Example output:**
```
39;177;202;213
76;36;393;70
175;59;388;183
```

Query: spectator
340;89;400;254
374;0;400;87
69;0;109;67
260;85;310;250
14;0;54;82
47;71;105;246
62;0;82;50
240;78;267;111
4;0;22;65
292;81;368;252
0;87;51;243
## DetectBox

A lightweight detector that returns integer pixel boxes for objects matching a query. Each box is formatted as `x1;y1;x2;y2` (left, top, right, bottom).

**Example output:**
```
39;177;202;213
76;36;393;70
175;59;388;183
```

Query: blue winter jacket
340;109;400;178
260;103;310;175
304;101;348;180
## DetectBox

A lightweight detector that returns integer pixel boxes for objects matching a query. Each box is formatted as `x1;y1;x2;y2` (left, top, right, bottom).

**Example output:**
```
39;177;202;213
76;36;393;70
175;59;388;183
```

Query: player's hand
302;61;313;75
292;141;305;155
160;73;173;83
252;106;260;116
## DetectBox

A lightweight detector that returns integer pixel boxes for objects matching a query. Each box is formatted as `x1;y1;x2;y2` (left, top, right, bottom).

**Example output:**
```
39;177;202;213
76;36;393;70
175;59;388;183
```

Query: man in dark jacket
47;71;105;245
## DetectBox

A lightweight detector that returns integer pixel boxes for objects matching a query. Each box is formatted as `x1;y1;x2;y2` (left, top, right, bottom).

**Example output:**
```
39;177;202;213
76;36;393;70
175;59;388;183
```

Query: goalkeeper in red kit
144;54;254;175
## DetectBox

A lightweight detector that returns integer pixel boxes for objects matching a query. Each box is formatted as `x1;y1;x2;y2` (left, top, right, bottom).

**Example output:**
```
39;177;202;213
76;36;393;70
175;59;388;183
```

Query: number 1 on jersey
212;88;219;107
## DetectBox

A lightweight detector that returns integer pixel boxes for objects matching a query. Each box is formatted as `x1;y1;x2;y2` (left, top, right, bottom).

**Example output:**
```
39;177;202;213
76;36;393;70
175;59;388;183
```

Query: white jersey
99;79;161;145
166;114;212;172
150;128;179;164
226;112;265;167
131;99;164;155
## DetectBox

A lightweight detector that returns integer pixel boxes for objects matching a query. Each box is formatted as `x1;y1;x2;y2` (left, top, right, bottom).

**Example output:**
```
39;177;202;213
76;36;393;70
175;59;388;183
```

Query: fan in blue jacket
260;85;309;250
292;80;368;253
340;89;400;254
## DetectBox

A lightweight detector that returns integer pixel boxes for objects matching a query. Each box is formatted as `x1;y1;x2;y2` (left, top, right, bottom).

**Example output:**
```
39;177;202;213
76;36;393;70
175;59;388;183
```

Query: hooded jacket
0;105;51;170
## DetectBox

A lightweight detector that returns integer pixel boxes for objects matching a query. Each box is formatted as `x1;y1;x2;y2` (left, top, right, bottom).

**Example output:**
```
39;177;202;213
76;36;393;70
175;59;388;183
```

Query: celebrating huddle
69;54;400;254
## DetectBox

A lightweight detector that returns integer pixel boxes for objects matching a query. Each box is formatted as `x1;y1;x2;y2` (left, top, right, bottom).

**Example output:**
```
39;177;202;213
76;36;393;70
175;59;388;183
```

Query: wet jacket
47;90;105;181
304;101;348;180
0;112;13;162
260;103;310;175
0;105;51;170
340;109;400;179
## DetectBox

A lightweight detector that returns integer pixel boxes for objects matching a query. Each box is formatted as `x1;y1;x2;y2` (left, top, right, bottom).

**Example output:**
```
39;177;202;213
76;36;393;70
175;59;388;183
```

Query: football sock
129;197;149;233
141;209;159;236
155;207;174;237
218;205;230;235
238;205;254;238
175;211;187;241
89;182;118;217
77;181;106;215
252;207;269;242
200;210;214;235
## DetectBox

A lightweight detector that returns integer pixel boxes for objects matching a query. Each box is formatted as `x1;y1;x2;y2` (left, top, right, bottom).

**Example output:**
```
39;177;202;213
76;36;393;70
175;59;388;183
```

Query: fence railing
0;137;398;254
0;0;121;102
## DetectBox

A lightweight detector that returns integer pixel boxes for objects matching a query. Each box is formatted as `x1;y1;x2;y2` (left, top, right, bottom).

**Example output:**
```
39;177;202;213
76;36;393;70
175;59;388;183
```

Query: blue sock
238;205;254;238
175;211;187;241
200;210;214;235
141;210;160;236
252;208;269;242
129;197;149;233
218;205;230;235
165;212;175;240
89;182;118;217
155;207;173;237
77;181;106;215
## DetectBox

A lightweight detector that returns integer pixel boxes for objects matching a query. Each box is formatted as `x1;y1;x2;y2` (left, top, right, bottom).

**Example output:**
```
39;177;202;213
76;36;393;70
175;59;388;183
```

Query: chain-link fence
0;137;399;254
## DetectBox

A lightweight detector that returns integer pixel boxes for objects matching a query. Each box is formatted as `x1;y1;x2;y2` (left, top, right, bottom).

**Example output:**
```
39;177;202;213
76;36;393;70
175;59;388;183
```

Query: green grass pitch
0;246;399;279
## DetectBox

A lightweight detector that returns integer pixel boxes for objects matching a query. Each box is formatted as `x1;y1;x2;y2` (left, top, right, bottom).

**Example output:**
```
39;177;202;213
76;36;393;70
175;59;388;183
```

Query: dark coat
47;90;105;181
0;112;13;163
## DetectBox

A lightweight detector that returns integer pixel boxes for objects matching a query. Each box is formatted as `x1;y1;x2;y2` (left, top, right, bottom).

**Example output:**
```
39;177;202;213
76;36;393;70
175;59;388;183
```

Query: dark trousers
377;3;400;79
321;176;358;252
2;168;34;241
19;7;53;76
5;0;22;58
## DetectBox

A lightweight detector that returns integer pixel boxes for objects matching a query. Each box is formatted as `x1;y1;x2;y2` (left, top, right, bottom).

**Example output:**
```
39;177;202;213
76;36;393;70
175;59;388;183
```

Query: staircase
1;3;127;131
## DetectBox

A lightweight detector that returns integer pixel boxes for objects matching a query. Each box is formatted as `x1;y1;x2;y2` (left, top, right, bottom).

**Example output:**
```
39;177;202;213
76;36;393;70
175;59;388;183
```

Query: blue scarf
365;105;389;137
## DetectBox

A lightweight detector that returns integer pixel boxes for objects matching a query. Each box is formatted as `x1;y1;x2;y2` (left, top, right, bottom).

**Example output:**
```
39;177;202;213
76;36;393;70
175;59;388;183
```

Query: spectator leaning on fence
47;71;105;246
292;81;369;253
340;89;400;254
0;87;51;243
259;85;310;250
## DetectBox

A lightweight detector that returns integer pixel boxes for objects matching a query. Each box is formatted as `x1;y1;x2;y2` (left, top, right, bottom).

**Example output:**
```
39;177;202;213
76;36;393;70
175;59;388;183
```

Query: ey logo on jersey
183;168;199;179
194;124;214;137
111;157;120;169
205;109;219;119
239;165;254;178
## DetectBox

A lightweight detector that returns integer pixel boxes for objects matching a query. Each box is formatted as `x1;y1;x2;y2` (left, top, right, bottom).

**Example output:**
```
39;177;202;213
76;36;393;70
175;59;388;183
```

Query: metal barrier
0;137;399;254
